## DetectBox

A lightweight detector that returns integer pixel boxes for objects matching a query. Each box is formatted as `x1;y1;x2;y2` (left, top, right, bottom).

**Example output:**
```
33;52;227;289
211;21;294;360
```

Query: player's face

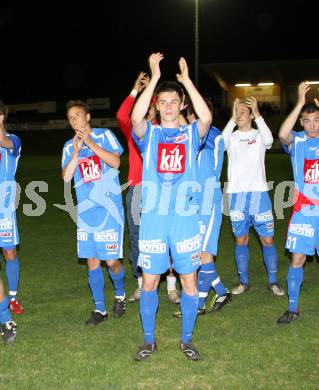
300;111;319;138
156;91;183;124
236;104;253;127
67;107;90;131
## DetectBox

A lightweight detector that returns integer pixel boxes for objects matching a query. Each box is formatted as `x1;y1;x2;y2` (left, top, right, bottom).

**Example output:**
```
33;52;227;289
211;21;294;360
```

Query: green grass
0;153;319;389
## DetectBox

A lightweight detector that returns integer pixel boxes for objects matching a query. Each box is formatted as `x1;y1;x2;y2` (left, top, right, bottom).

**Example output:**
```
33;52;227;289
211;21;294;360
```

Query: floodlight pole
194;0;199;87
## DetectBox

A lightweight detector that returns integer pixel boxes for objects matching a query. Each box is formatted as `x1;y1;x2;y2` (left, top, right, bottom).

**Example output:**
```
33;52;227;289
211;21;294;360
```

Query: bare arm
131;53;163;139
176;58;211;138
62;136;83;183
279;82;310;145
0;115;14;149
76;128;120;169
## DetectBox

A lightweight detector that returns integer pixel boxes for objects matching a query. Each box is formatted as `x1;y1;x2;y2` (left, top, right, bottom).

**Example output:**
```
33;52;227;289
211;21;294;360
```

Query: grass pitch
0;152;318;389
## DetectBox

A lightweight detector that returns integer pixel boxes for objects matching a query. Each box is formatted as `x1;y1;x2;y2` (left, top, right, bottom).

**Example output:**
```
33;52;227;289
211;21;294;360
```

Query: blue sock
180;291;199;343
235;245;249;284
262;245;278;284
6;257;19;299
0;296;11;324
140;289;158;344
108;266;125;298
88;267;106;313
198;263;227;309
210;263;228;297
287;266;303;313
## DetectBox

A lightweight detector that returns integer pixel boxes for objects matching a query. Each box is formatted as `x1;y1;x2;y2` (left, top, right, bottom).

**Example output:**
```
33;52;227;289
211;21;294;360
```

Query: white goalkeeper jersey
222;116;273;194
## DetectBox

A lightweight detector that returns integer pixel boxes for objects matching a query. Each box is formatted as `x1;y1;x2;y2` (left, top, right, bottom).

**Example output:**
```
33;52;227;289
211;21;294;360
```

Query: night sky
0;0;318;106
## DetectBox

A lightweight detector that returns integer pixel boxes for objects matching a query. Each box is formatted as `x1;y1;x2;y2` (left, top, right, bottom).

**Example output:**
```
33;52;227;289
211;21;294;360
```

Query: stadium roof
202;59;319;90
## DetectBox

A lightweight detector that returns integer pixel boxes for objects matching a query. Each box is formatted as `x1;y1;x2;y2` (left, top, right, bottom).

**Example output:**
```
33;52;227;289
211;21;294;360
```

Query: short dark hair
300;102;319;115
155;81;185;101
66;100;90;114
0;100;8;121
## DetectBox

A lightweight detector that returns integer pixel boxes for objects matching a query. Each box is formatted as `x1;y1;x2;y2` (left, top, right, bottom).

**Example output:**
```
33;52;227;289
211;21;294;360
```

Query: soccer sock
210;263;228;296
198;262;227;308
137;276;143;289
180;291;199;343
262;244;278;284
166;275;177;292
140;289;158;344
235;244;249;285
0;296;11;324
287;266;303;313
5;257;19;300
108;266;125;299
88;267;106;313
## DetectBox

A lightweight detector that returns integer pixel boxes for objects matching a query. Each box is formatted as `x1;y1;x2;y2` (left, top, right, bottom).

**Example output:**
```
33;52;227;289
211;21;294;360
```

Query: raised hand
148;52;163;80
73;135;83;153
246;96;260;118
232;98;240;121
176;57;189;84
133;72;150;93
75;127;91;144
297;81;310;106
0;114;4;128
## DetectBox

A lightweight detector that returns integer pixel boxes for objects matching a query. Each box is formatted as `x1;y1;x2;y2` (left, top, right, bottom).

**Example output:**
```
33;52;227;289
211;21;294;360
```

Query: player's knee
260;236;274;246
142;275;159;291
87;258;100;271
142;280;157;291
291;254;306;267
107;261;122;273
200;251;214;264
2;247;17;260
236;236;249;246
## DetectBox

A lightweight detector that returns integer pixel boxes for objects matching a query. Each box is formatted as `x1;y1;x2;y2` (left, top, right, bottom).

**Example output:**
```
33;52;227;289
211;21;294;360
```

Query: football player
62;100;126;325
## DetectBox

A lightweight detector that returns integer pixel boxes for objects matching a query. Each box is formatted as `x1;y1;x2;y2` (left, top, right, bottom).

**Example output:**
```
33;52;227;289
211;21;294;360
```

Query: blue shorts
0;212;19;248
77;206;124;260
198;197;222;256
286;207;319;255
228;192;274;237
138;212;201;275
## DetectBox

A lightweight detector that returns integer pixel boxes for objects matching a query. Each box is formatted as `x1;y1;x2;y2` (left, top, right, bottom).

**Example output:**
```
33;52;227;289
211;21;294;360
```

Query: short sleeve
282;131;297;156
7;134;21;157
103;129;124;156
132;121;153;154
61;141;73;169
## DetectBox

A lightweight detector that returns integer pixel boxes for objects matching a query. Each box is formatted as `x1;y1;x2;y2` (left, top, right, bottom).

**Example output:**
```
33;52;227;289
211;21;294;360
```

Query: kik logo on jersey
304;159;319;183
78;155;102;183
157;144;186;174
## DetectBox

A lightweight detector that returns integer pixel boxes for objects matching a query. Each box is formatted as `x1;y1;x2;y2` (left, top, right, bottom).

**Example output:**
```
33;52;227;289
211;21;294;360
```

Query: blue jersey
132;121;203;214
62;128;124;211
0;133;21;208
197;126;224;205
0;133;21;182
0;133;21;247
284;130;319;204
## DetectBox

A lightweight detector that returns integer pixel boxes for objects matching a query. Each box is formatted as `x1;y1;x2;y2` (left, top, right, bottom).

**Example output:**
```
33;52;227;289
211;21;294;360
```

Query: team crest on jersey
78;155;102;183
157;144;186;174
304;159;319;183
174;134;189;143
